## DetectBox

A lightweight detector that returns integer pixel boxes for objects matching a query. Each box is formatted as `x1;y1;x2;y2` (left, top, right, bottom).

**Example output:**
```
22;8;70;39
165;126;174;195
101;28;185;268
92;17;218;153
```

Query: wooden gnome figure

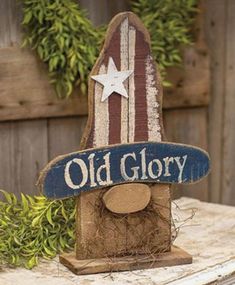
39;12;210;274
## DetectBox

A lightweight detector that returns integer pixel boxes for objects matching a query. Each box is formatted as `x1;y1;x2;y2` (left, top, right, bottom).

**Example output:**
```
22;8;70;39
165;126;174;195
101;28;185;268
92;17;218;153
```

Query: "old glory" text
64;148;187;190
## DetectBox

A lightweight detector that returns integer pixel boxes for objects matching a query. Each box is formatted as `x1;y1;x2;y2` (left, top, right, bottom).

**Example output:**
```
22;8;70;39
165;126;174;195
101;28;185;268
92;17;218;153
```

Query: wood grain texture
0;122;15;194
0;0;209;122
40;141;210;199
222;0;235;205
0;0;211;206
0;45;209;122
102;183;151;214
205;0;226;204
81;12;163;148
164;107;208;201
76;184;171;259
164;4;210;110
0;120;48;196
0;48;88;121
76;12;172;260
0;0;22;48
78;0;130;26
48;116;87;160
60;246;192;275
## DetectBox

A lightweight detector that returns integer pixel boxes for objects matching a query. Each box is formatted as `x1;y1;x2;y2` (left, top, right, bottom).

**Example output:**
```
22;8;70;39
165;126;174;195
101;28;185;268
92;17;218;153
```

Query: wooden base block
59;246;192;275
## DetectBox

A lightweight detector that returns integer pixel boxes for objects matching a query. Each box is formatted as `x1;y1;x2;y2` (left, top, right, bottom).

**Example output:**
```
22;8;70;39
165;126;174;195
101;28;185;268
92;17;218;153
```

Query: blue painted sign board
41;142;210;199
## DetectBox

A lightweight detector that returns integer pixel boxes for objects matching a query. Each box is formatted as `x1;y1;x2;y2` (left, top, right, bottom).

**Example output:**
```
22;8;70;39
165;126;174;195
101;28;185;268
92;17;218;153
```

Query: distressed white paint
93;64;108;147
88;153;97;187
148;159;163;179
169;259;235;285
95;152;113;186
65;152;113;189
120;18;129;143
64;148;188;191
120;152;139;181
64;158;88;189
163;157;174;177
128;26;136;143
140;147;147;179
145;55;162;142
174;155;188;183
119;150;187;182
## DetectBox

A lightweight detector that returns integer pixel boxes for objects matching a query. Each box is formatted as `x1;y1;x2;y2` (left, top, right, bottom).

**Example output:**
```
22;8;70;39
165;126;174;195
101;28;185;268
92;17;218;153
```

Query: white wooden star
91;57;133;102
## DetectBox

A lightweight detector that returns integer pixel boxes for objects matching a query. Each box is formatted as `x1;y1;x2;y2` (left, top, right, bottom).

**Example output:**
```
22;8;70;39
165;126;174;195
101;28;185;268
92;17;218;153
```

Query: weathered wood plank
12;120;48;196
0;120;48;196
0;0;22;48
0;48;88;121
40;141;210;199
164;2;210;110
0;46;209;120
205;0;226;203
78;0;130;26
76;12;173;262
164;107;209;201
164;46;209;109
222;0;235;205
60;246;192;275
0;45;209;122
0;122;14;193
0;1;209;122
48;116;87;160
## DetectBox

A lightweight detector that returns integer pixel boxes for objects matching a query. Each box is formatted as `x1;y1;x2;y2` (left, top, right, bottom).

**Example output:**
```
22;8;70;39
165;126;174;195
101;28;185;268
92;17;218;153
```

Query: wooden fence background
0;0;232;205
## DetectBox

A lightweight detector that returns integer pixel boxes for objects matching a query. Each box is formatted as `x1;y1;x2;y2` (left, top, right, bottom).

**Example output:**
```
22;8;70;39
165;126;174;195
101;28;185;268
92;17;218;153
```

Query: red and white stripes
87;17;162;149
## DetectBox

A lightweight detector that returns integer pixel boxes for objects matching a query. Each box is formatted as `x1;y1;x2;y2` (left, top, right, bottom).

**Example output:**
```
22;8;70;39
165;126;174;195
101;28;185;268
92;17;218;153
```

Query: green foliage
21;0;198;96
21;0;102;98
0;190;75;269
131;0;198;83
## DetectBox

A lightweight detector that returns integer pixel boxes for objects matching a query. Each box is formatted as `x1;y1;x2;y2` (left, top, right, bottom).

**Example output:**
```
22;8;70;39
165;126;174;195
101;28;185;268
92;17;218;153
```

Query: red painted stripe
85;28;122;148
134;30;149;141
106;28;122;145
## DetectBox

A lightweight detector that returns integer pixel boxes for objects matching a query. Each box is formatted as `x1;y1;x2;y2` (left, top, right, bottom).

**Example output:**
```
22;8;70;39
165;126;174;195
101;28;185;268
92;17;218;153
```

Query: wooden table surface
1;197;235;285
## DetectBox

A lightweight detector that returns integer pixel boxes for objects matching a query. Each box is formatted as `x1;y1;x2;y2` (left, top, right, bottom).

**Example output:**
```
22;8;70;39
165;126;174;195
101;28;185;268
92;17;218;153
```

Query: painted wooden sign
39;12;210;274
41;142;209;199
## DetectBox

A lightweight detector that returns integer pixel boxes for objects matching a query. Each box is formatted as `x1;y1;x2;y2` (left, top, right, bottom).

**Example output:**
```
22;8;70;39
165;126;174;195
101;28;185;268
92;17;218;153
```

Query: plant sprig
0;190;75;269
131;0;198;84
21;0;198;97
21;0;102;98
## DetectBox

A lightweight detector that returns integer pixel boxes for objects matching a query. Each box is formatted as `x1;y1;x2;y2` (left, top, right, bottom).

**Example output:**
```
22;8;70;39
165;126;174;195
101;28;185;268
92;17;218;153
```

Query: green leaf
46;206;54;227
0;190;12;204
26;255;38;269
61;204;68;221
43;245;56;257
21;193;29;213
70;54;77;69
22;11;32;25
32;216;41;227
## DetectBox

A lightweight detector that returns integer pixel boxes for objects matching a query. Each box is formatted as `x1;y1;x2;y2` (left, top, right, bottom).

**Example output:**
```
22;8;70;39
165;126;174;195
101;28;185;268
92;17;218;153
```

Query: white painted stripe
167;259;235;285
120;18;129;143
128;26;136;143
93;64;109;147
145;55;162;142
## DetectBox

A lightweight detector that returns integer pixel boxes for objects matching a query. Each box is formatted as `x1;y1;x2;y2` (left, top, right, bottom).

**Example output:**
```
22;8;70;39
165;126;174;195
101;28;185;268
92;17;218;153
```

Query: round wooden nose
102;183;151;214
